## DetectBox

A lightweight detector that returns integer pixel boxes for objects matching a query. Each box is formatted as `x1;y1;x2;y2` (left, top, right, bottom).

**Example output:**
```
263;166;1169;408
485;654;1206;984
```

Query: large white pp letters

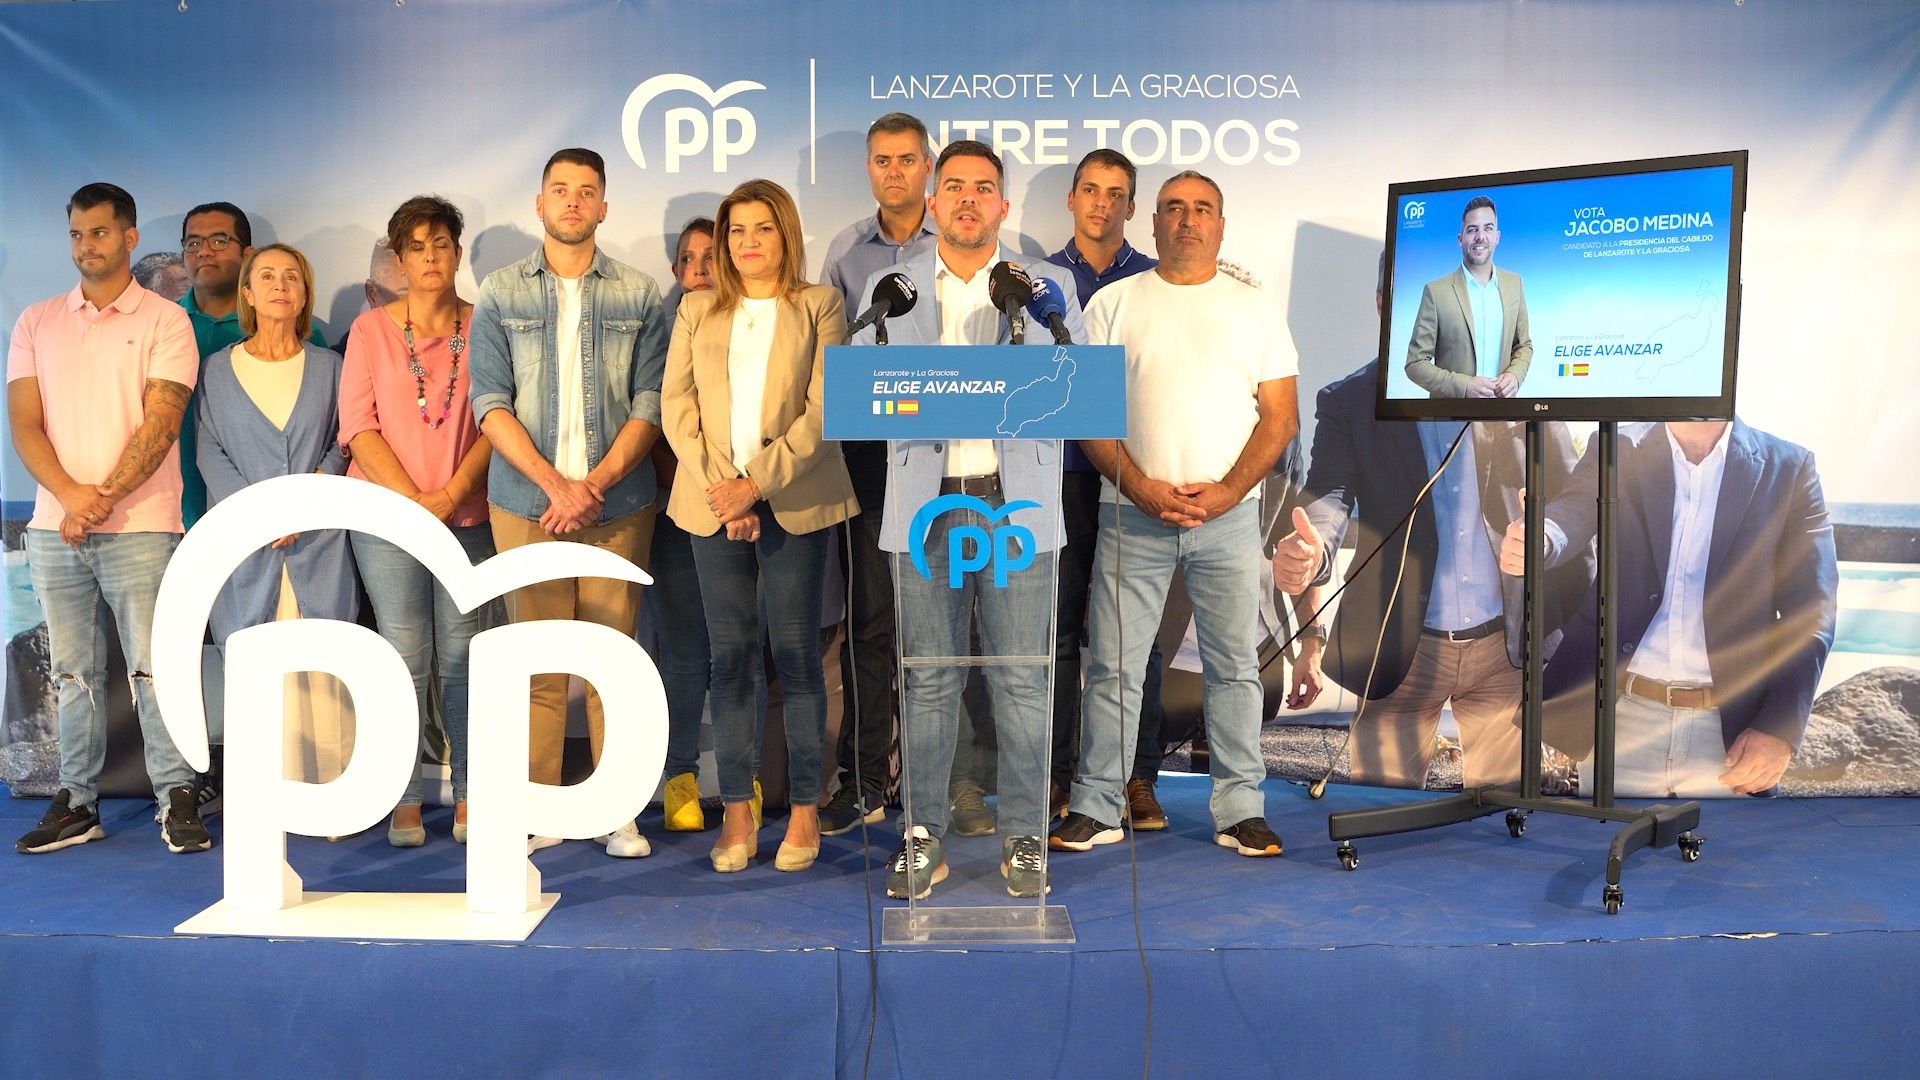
153;474;665;939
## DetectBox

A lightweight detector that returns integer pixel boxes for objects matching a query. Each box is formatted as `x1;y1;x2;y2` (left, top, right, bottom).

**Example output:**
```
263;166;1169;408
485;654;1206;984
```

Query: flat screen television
1376;150;1746;422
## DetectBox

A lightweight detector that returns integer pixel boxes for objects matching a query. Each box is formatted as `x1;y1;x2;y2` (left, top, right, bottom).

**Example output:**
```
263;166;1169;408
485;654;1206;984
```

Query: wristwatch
1298;623;1329;644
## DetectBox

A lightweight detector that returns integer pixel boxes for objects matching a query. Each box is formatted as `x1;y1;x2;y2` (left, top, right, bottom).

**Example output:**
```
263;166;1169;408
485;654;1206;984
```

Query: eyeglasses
182;234;239;254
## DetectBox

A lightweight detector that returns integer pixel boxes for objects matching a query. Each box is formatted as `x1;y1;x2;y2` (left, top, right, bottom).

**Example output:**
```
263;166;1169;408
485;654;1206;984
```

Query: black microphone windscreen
872;271;917;317
988;261;1034;312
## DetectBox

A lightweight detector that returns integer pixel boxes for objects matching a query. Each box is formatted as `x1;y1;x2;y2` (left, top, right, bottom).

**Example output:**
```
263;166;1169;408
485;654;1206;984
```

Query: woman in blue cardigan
197;244;360;793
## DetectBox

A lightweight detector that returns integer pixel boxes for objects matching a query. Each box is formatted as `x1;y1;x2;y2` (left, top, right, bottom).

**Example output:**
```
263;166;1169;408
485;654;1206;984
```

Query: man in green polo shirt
177;201;325;527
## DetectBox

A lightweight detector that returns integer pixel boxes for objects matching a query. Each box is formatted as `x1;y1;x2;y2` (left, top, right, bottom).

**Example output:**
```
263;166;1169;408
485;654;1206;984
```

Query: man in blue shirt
1404;196;1533;399
1041;150;1166;826
816;114;939;836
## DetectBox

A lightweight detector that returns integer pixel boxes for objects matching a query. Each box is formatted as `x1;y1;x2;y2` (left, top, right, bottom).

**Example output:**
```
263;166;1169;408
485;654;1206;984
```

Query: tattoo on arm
103;379;192;499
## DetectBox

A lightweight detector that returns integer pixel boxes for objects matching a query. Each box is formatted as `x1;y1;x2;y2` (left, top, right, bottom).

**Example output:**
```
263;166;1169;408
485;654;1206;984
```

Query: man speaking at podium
850;140;1083;901
1404;196;1532;399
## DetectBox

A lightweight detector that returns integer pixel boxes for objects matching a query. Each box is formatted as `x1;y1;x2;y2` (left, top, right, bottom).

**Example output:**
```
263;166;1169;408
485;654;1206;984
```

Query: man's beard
75;256;124;282
938;224;993;251
545;219;596;245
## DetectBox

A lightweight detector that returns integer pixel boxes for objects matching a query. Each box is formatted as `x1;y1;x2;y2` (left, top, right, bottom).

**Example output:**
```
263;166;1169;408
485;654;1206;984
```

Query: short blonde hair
236;242;317;341
711;179;809;313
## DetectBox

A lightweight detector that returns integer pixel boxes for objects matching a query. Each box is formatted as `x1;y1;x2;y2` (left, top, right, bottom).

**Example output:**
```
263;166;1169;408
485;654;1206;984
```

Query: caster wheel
1505;810;1529;838
1678;832;1703;862
1603;883;1624;915
1337;842;1359;871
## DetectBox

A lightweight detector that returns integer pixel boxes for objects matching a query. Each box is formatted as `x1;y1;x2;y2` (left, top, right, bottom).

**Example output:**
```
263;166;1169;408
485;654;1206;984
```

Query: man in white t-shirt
1052;171;1300;858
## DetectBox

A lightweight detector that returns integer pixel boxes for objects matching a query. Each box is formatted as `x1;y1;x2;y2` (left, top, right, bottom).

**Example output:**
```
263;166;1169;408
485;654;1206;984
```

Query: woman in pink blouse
339;195;492;847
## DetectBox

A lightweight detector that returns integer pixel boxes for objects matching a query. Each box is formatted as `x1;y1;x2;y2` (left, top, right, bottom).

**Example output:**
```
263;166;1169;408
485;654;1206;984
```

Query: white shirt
727;297;778;474
229;343;305;431
1628;424;1732;684
552;273;589;481
1084;270;1298;504
933;254;1000;478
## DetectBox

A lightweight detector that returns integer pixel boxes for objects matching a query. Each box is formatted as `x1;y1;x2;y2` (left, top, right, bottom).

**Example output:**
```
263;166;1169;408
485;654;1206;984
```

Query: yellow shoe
750;778;764;830
663;772;705;832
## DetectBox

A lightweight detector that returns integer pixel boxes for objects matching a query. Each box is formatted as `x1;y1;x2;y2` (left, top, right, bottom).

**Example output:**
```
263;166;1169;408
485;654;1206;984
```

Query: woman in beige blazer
662;179;858;873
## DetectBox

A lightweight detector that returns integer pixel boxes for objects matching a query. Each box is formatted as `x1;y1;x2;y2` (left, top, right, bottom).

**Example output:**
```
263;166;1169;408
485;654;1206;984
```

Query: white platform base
174;892;561;942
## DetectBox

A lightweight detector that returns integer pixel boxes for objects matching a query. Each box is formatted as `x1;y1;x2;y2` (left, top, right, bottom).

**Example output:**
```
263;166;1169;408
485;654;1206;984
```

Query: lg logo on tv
622;73;764;173
908;494;1038;589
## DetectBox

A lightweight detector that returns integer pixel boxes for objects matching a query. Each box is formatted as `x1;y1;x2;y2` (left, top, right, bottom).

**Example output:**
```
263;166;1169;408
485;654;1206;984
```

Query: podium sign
827;344;1124;946
824;344;1126;440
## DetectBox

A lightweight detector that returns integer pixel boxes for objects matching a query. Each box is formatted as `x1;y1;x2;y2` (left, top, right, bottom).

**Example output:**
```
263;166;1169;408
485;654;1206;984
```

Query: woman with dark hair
663;179;857;872
338;196;495;847
198;243;357;792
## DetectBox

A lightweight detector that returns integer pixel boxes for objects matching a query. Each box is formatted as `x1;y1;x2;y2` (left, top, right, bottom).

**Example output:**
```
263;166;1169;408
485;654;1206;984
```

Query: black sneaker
1215;817;1283;857
948;780;995;837
1002;835;1051;898
819;783;884;837
197;745;223;818
16;790;104;854
1048;811;1122;852
161;785;213;854
885;826;947;900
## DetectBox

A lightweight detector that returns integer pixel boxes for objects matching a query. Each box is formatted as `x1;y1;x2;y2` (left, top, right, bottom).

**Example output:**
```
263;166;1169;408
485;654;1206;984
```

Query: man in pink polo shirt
6;183;210;855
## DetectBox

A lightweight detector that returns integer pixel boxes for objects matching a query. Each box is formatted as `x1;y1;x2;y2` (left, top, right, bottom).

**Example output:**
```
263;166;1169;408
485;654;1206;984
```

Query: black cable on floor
841;519;880;1080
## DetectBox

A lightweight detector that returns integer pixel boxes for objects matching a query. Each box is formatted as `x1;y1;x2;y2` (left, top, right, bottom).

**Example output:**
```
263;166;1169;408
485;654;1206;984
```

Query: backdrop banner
2;0;1915;801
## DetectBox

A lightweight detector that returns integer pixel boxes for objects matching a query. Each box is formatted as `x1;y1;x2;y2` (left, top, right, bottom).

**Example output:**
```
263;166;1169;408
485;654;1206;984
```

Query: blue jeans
1074;500;1265;829
892;503;1054;840
25;529;194;806
690;505;829;806
350;525;495;804
648;515;711;780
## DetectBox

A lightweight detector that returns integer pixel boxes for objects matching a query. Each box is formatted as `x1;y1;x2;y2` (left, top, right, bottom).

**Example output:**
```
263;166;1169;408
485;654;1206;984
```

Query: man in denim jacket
467;147;668;858
852;140;1085;901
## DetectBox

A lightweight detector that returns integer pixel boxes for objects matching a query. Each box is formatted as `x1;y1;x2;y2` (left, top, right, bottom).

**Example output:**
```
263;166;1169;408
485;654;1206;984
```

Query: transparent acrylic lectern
823;340;1126;945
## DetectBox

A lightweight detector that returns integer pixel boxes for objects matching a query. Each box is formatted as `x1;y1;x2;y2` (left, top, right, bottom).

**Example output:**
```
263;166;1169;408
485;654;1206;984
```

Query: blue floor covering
3;775;1916;1078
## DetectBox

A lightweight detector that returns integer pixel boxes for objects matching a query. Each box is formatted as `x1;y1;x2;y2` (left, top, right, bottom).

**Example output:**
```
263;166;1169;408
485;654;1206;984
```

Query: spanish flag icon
897;399;920;415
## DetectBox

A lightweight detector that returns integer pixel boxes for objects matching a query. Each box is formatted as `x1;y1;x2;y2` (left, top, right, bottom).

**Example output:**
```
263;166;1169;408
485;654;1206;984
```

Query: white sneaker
527;835;564;854
595;821;651;858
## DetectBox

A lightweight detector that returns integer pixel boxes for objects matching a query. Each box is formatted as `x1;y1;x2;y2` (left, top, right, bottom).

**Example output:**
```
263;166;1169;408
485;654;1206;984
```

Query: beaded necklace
403;304;465;428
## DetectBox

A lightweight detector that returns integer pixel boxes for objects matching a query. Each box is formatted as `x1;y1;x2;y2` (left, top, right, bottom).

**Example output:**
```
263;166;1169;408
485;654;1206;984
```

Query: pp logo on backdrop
908;494;1038;589
622;73;764;173
152;474;667;938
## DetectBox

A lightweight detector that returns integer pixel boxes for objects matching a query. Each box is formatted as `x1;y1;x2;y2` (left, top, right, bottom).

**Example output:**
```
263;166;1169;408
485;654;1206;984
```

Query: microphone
1023;273;1074;345
988;261;1034;344
848;272;918;342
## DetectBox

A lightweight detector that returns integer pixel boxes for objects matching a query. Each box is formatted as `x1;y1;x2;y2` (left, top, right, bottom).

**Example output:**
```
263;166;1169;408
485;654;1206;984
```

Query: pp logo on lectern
621;73;764;173
907;494;1038;589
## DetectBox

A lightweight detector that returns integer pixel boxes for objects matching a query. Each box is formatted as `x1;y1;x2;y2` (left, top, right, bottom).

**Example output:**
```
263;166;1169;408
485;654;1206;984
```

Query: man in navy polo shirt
1043;150;1166;829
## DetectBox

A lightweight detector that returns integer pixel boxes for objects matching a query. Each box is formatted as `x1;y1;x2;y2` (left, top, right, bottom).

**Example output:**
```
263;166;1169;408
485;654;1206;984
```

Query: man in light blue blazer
851;139;1085;901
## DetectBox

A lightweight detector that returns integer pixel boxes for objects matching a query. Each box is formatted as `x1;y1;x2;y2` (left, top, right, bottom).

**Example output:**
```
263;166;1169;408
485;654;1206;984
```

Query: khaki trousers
489;506;654;786
1349;630;1524;789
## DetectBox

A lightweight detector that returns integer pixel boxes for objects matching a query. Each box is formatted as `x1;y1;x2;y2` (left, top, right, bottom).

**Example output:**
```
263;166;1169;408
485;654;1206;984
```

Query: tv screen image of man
1404;196;1532;400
